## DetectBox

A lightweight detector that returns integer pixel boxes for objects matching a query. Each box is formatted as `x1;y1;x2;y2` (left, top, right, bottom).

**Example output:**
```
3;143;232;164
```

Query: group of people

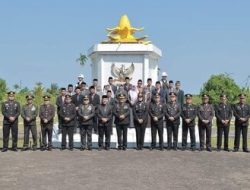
1;73;250;153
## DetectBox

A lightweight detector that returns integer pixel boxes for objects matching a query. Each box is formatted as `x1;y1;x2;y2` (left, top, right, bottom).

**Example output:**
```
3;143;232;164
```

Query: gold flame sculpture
103;14;150;44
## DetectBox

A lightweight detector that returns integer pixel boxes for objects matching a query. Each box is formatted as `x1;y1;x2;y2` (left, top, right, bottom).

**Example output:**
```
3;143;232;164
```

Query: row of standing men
1;87;250;152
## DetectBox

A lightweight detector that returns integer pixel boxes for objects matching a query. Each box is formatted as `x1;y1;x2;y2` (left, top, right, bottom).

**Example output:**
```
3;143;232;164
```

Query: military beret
107;90;112;93
125;77;130;80
154;93;160;98
65;94;72;98
108;77;113;80
102;95;108;99
169;92;177;97
169;80;174;84
155;81;161;84
7;91;15;96
26;95;34;100
202;94;209;98
185;94;192;98
117;93;126;99
43;95;51;100
238;93;247;98
75;86;81;90
93;78;98;81
83;95;89;100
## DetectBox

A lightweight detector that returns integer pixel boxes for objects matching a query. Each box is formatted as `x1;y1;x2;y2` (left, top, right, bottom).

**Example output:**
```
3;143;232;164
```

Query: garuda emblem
111;63;135;81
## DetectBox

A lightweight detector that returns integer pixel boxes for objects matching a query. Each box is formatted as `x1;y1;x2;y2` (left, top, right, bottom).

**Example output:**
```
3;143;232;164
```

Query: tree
47;83;59;95
76;53;88;66
33;82;45;105
0;78;7;102
200;74;241;104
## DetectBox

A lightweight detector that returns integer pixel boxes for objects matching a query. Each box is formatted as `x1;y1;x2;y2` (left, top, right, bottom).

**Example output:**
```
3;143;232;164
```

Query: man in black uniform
96;95;113;150
215;94;232;151
149;93;165;151
165;92;181;150
72;86;83;132
233;93;250;152
21;95;38;151
78;95;95;150
133;93;148;150
181;94;197;151
1;91;20;152
89;85;100;134
59;94;76;151
197;94;214;152
56;88;67;133
113;93;130;150
39;95;55;151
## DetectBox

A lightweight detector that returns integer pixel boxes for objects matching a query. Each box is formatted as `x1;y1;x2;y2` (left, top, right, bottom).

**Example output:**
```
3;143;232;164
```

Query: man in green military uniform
1;91;21;152
39;95;55;151
21;95;38;151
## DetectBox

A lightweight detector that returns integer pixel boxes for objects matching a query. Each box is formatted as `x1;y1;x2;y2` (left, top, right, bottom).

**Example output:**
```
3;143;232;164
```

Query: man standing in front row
21;95;38;151
59;95;76;151
149;93;165;151
39;95;55;151
78;95;95;151
96;95;113;150
1;91;20;152
197;94;214;152
113;93;130;151
165;92;181;150
181;94;197;151
233;93;250;152
133;93;148;150
214;94;232;152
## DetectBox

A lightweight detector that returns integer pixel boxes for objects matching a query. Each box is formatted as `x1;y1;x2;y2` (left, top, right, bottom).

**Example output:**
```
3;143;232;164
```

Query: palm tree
76;53;88;66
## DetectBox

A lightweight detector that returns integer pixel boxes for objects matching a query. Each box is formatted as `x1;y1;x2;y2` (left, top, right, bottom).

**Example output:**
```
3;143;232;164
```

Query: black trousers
93;117;98;133
234;124;248;150
182;124;196;148
151;121;163;148
23;125;37;148
41;124;53;148
116;124;128;148
198;124;211;149
167;123;179;148
98;124;111;148
80;125;92;148
217;124;230;149
61;125;74;149
3;123;18;149
134;122;146;148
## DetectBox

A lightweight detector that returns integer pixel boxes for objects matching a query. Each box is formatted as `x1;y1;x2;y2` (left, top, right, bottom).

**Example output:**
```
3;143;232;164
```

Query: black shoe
117;146;122;151
207;147;212;152
182;147;186;151
98;147;102;151
47;147;52;151
1;148;8;152
80;147;85;151
191;147;196;151
243;149;249;153
87;147;92;151
60;147;66;151
224;148;230;152
150;147;155;151
12;147;18;152
69;148;74;151
123;147;127;151
136;147;140;151
32;147;37;151
199;147;204;151
233;148;239;152
105;147;110;151
173;147;177;151
217;148;221;152
159;147;164;151
22;147;29;151
40;147;45;151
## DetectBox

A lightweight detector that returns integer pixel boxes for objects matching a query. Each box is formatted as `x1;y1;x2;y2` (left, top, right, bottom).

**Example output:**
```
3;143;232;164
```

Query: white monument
88;15;162;88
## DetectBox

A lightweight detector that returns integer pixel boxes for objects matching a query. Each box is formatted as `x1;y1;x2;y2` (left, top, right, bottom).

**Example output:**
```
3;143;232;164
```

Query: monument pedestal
88;43;162;87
